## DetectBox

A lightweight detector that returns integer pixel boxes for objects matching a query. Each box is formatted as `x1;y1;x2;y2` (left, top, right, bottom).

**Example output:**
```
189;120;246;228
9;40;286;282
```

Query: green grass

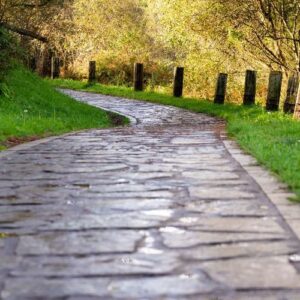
48;78;300;201
0;68;128;150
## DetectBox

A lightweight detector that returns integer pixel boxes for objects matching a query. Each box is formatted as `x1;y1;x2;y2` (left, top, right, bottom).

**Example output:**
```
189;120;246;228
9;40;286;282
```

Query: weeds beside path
49;79;300;201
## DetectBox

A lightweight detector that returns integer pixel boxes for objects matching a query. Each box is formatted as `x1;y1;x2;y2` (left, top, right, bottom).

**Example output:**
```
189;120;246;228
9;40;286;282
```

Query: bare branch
0;23;48;42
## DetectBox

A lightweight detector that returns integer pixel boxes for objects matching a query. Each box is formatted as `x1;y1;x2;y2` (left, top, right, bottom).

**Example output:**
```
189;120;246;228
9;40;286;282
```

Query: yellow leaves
0;233;9;238
69;0;150;62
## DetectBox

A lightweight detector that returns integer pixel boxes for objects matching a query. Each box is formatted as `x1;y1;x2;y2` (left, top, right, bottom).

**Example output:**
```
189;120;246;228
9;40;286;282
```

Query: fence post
284;75;299;113
134;63;144;91
88;61;96;82
243;70;256;105
293;81;300;119
51;57;60;79
214;73;228;104
173;67;184;97
266;71;282;111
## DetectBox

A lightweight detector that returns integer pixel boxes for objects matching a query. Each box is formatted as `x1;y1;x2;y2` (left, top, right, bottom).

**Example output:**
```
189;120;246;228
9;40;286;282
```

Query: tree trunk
1;22;48;43
37;47;52;77
284;75;299;114
293;74;300;119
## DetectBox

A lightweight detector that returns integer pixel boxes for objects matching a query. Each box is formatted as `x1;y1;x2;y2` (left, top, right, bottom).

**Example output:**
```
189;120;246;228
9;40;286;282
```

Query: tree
0;0;68;42
0;0;74;75
65;0;152;82
204;0;300;115
202;0;300;74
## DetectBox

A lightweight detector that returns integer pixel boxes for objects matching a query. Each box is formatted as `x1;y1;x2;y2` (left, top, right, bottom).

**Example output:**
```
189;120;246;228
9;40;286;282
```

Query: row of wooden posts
50;58;299;114
130;63;298;114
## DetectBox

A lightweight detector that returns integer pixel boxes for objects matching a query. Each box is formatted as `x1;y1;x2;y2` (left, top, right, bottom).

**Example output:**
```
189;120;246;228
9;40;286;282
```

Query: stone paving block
86;190;177;199
16;230;145;255
189;186;256;199
122;172;174;180
173;216;285;234
182;170;240;180
1;278;110;300
0;255;19;270
40;210;172;231
107;274;220;298
171;137;218;144
201;256;300;289
160;227;286;249
276;204;300;220
11;252;181;277
221;292;300;300
73;198;174;212
0;89;299;299
186;200;270;217
181;240;298;261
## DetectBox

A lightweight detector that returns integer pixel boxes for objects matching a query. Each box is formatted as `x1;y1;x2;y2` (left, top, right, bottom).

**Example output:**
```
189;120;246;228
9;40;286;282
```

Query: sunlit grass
48;78;300;201
0;68;128;149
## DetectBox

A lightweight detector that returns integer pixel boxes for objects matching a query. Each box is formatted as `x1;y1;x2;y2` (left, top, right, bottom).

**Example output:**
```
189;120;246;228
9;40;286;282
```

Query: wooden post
284;75;299;114
88;61;96;82
173;67;184;97
266;71;282;111
293;81;300;119
134;63;144;91
243;70;256;105
51;57;60;79
214;73;228;104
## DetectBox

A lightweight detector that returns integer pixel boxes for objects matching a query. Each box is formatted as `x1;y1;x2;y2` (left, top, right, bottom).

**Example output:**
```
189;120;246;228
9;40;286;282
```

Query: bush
0;27;19;81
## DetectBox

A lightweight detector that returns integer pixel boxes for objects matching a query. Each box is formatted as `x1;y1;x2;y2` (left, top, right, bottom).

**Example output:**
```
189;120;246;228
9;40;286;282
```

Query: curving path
0;89;300;299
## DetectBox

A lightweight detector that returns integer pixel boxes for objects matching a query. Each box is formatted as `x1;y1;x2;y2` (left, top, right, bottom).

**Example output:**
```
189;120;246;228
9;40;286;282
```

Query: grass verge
48;78;300;201
0;68;128;150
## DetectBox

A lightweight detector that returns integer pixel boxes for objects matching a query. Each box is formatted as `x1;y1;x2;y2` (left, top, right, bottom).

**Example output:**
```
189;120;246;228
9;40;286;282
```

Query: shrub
0;27;22;95
0;28;16;80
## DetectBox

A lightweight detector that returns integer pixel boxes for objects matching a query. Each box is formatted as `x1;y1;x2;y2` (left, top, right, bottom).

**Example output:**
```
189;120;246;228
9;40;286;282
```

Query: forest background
1;0;300;104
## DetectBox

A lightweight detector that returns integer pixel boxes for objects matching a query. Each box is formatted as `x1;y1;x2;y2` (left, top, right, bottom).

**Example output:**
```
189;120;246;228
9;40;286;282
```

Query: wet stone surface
0;89;300;299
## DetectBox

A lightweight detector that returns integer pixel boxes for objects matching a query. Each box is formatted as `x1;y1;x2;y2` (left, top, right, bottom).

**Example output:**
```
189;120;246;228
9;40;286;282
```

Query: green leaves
0;28;16;81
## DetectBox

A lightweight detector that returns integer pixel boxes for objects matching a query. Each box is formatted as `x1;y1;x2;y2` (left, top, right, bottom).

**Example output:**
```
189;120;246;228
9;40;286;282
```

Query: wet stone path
0;89;300;299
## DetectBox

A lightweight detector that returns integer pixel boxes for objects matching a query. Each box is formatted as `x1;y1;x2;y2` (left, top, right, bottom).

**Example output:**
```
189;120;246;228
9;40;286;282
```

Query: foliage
0;66;128;149
203;0;300;74
60;0;299;103
2;0;299;103
0;0;70;42
0;28;18;81
0;0;299;105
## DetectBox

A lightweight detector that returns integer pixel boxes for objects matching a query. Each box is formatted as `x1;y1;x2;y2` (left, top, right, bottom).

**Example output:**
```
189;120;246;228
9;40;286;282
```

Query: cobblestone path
1;89;300;299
